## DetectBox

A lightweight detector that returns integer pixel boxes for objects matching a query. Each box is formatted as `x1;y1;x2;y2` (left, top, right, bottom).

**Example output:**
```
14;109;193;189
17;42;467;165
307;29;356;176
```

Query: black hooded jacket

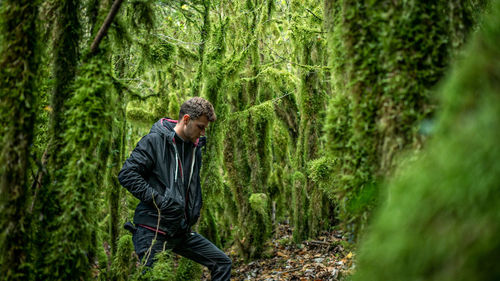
118;118;205;237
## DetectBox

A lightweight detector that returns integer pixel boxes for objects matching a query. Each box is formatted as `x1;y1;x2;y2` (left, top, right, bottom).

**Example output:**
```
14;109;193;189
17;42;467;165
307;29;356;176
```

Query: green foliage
354;2;500;279
127;0;156;30
307;157;335;184
141;251;175;281
110;234;138;281
175;257;202;281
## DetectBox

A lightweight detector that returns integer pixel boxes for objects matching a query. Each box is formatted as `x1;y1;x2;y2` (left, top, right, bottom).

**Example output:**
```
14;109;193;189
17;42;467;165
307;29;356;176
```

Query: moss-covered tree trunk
290;0;331;242
37;0;120;277
46;54;114;280
323;0;484;235
47;0;80;171
217;0;278;259
191;0;211;97
224;102;274;259
196;1;228;248
354;1;500;279
33;1;81;278
0;0;38;279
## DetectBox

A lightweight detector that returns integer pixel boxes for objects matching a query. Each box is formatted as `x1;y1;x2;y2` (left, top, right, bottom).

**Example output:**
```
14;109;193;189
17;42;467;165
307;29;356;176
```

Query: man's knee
218;254;232;270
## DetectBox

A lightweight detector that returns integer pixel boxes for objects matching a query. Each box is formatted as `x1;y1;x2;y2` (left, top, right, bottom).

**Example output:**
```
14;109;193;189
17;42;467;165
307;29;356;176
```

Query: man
118;97;231;280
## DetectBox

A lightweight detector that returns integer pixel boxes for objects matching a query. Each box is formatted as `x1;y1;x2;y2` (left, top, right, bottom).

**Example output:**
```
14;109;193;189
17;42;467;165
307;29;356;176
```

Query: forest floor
201;224;356;281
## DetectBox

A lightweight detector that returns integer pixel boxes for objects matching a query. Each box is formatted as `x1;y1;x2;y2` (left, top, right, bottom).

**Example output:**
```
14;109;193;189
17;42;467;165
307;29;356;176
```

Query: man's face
183;114;209;143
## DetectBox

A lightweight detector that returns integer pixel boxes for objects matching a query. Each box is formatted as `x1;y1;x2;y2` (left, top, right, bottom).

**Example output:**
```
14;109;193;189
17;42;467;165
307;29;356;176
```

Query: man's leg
132;226;169;267
173;232;231;281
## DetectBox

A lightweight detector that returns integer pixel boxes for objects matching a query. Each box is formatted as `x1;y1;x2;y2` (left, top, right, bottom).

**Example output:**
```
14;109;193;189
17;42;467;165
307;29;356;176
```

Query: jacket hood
150;118;206;147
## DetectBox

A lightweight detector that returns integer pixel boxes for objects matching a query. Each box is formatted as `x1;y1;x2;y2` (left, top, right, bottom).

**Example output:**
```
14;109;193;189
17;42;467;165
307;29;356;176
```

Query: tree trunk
0;0;39;279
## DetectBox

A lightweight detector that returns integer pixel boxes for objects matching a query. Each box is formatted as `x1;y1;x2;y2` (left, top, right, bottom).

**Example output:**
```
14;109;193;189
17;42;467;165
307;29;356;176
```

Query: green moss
323;0;483;236
249;193;269;216
291;171;307;243
43;54;114;280
223;101;274;258
126;106;157;125
308;157;335;183
110;234;138;281
175;257;202;281
354;2;500;280
141;251;175;281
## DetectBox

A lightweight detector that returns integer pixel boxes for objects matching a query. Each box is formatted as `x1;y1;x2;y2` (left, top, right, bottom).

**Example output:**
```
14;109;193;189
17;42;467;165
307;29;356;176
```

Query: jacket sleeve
118;133;164;208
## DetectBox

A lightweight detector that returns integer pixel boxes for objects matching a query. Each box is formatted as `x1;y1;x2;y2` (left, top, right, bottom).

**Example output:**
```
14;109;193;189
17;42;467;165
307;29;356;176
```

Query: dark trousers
133;226;231;281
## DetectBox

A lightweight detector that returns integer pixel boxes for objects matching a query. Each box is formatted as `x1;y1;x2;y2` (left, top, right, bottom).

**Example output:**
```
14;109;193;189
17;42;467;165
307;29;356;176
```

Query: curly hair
179;97;216;122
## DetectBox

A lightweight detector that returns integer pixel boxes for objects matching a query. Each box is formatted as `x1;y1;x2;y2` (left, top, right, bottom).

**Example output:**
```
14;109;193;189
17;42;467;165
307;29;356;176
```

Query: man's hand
158;196;184;217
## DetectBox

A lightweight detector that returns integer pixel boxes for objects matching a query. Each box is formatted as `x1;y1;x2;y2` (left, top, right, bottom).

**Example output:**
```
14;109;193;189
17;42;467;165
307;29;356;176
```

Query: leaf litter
201;223;355;280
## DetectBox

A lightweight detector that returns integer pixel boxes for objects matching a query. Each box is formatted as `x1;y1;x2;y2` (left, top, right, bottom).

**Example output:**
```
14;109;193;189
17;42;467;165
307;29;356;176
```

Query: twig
272;92;292;104
306;240;331;245
155;33;204;46
90;0;125;54
114;77;160;101
261;40;330;71
305;7;322;21
141;194;162;267
281;267;302;273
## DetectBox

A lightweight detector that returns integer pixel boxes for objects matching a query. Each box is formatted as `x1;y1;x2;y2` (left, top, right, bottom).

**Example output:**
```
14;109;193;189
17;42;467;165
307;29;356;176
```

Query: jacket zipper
171;141;197;223
185;147;197;222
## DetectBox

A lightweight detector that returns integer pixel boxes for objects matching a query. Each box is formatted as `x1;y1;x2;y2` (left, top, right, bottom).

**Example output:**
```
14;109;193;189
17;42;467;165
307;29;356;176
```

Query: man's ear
183;114;191;124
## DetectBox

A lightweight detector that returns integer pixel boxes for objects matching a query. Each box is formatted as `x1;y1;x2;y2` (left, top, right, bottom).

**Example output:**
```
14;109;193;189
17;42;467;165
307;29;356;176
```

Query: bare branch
90;0;125;54
305;7;322;21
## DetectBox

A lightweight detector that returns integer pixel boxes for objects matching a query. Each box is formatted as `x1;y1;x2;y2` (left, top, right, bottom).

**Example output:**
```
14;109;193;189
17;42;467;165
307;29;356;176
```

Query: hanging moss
268;122;293;224
0;0;38;279
290;0;332;240
223;101;274;258
354;2;500;279
191;0;210;97
198;14;229;248
249;193;269;217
